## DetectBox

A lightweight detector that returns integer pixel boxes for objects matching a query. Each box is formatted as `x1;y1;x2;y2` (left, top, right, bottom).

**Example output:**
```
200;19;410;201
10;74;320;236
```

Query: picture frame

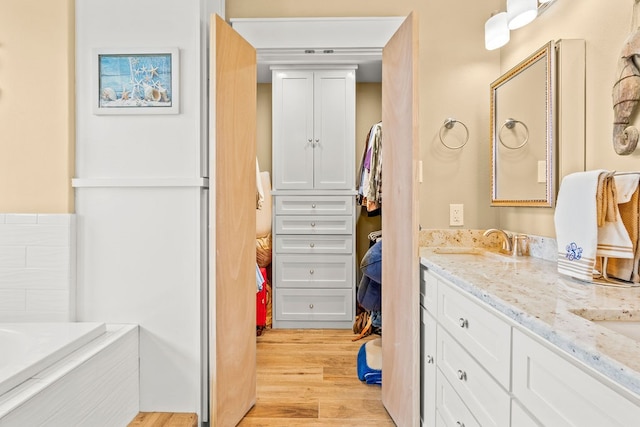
93;47;179;115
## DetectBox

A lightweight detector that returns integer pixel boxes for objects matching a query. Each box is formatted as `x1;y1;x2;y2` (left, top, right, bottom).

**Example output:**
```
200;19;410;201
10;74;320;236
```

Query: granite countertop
420;246;640;397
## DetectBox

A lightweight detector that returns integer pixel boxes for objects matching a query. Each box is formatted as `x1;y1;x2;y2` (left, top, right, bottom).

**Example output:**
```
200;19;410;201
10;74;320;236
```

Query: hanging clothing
357;122;383;212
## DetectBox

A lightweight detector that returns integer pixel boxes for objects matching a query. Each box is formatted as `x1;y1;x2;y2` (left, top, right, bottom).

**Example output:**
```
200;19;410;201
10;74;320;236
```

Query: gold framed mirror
490;41;556;207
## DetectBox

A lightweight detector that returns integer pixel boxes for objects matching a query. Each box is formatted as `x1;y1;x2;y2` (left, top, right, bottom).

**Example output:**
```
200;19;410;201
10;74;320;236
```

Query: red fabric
257;267;268;327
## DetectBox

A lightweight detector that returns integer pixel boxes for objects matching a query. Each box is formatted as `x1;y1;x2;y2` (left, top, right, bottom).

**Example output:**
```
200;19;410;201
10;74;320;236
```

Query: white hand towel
555;170;606;282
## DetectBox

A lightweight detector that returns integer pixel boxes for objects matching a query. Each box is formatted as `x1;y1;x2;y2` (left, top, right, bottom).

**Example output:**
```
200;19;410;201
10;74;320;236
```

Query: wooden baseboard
128;412;198;427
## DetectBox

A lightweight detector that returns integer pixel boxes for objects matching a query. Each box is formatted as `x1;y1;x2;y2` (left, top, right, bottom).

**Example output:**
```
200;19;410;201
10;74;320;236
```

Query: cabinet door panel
313;71;355;190
273;71;314;189
275;288;353;321
275;254;353;288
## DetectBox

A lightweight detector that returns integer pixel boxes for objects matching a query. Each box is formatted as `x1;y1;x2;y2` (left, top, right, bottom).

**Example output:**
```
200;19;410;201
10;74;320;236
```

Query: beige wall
0;0;75;213
228;0;503;232
497;0;639;237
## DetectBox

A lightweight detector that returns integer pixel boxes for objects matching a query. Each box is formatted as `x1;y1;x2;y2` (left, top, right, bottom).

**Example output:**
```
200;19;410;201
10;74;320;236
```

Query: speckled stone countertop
420;245;640;397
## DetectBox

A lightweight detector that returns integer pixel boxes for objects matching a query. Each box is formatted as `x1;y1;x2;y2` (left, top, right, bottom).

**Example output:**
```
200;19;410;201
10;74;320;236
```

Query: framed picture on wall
93;47;180;115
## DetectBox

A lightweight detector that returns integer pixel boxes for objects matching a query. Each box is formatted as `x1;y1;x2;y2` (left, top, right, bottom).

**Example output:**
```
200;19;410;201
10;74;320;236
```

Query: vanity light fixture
485;0;557;50
485;11;510;51
507;0;538;30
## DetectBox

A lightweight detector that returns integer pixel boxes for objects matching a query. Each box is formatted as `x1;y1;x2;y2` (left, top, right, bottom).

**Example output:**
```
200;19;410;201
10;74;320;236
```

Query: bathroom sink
432;247;519;262
571;309;640;342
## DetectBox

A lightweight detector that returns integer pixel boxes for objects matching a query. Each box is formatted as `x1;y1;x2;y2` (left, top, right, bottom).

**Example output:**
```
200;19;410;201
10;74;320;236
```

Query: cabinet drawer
275;254;353;288
513;328;640;426
437;326;510;427
275;195;354;215
275;235;353;254
421;266;438;314
436;370;480;427
421;306;437;427
275;288;353;321
437;282;511;388
275;215;352;234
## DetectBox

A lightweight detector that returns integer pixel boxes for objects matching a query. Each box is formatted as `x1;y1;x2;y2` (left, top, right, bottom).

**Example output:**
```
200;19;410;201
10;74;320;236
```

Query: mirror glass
490;41;555;207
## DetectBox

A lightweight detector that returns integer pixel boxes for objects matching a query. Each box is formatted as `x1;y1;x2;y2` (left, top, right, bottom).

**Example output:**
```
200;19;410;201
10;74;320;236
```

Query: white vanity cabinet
271;66;357;329
421;261;640;427
271;67;356;191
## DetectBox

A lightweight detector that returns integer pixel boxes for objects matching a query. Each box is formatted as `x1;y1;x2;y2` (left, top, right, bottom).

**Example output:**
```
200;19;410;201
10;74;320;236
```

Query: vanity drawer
275;235;353;254
275;195;354;215
436;370;480;427
275;254;353;288
437;325;510;427
512;328;640;426
437;281;511;388
275;215;353;235
275;288;353;321
420;266;438;314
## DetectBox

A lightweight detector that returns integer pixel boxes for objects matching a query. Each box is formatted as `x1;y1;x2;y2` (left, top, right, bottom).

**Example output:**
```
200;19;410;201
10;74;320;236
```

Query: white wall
74;0;221;419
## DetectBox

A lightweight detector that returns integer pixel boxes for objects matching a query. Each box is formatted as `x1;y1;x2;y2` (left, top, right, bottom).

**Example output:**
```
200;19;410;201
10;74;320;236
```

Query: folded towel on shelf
555;170;635;283
357;338;382;385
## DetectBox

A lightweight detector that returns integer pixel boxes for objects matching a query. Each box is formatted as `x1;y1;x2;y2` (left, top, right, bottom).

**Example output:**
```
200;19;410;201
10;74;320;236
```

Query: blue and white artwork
98;52;174;109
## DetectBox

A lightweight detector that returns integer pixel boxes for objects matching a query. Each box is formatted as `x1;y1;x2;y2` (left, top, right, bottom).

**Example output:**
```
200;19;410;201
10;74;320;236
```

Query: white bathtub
0;322;106;396
0;322;139;426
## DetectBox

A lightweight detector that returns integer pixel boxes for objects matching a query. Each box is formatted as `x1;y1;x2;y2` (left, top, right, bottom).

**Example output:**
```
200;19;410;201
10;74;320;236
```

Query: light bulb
507;0;538;30
485;12;510;51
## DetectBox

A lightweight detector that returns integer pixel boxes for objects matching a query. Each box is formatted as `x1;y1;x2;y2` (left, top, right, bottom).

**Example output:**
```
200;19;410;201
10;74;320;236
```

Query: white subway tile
0;290;26;311
5;214;38;224
26;290;69;312
26;247;70;269
0;225;70;246
37;214;73;225
0;247;27;268
0;269;69;289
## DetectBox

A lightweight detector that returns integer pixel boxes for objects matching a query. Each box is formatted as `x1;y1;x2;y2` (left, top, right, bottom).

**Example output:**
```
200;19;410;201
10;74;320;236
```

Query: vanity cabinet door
511;400;541;427
421;266;438;313
513;328;640;426
421;306;437;426
437;281;511;388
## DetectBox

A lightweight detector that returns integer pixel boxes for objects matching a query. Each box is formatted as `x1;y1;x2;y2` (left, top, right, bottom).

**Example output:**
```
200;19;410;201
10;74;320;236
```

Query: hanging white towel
555;170;634;283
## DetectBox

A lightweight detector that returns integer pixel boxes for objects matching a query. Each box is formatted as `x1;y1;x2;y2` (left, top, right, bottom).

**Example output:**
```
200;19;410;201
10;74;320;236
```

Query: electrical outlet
449;204;464;226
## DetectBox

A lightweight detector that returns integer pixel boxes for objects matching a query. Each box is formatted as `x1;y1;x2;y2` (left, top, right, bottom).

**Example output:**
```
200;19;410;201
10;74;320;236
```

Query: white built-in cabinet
272;66;357;329
420;264;640;427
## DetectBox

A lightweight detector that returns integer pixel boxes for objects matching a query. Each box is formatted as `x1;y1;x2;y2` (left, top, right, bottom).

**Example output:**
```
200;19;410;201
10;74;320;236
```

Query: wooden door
209;14;257;426
381;12;420;426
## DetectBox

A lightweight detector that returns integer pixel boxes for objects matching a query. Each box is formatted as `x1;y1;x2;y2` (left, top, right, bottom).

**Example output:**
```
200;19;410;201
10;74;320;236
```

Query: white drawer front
275;195;354;215
275;215;352;235
511;400;541;427
421;307;437;427
436;370;480;427
513;328;640;426
275;235;353;254
275;254;353;288
437;282;511;388
437;326;510;427
421;266;438;314
275;288;353;321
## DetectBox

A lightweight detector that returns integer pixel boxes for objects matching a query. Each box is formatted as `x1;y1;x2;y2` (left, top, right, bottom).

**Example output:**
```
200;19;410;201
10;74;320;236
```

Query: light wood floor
238;329;395;426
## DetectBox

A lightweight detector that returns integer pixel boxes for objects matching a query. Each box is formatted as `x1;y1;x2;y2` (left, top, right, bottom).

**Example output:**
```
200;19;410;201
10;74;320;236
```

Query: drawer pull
311;204;316;208
458;317;469;328
309;242;315;248
456;422;465;427
309;269;315;275
309;303;314;309
426;355;434;364
457;370;467;381
311;222;316;227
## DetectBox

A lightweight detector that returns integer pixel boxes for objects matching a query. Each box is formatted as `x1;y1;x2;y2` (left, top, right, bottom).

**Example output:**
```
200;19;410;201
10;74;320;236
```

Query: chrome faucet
483;228;513;253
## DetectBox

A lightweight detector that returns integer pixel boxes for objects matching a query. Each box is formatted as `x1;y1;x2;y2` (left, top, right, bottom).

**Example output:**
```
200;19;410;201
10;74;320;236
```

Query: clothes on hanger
357;122;382;213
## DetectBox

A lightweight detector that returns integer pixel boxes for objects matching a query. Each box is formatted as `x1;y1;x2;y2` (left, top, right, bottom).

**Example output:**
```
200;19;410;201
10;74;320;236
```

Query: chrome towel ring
439;118;469;150
498;118;529;149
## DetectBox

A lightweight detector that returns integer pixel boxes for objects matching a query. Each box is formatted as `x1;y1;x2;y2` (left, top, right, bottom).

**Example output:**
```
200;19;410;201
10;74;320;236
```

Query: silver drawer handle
458;318;468;328
309;242;315;248
456;422;465;427
311;204;316;208
309;303;314;309
426;355;434;364
457;370;467;381
309;269;314;275
310;222;316;227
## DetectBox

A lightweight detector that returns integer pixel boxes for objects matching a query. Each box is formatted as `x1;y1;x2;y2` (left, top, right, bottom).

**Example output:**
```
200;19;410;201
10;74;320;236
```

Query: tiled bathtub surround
0;214;76;321
419;228;558;261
